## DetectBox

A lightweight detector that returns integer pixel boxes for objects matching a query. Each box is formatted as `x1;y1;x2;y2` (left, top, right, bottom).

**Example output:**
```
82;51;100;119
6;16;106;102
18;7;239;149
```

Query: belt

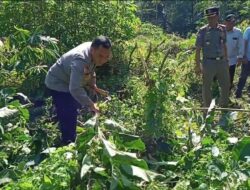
205;57;224;60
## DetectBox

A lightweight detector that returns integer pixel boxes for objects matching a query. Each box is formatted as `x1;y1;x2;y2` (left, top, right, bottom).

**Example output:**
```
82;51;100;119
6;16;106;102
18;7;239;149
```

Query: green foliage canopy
0;0;140;48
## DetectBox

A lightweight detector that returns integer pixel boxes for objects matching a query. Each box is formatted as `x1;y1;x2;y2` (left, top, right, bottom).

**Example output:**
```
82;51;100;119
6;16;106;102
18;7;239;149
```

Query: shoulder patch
73;53;85;60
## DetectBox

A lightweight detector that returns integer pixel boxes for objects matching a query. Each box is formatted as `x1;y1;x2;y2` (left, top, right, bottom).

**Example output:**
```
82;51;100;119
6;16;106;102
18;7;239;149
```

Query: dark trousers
49;89;81;144
236;61;250;97
229;64;236;89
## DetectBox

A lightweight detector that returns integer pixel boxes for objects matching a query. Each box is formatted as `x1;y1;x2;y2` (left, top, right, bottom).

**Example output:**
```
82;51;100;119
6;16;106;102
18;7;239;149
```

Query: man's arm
242;28;250;64
243;28;250;57
223;43;228;62
195;28;204;75
69;56;100;114
237;31;245;65
238;31;244;58
221;28;228;62
244;40;248;57
195;47;202;74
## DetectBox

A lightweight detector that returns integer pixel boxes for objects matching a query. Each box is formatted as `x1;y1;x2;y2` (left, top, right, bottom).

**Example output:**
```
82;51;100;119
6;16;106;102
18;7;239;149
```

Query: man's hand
195;63;203;75
89;103;100;114
95;87;109;97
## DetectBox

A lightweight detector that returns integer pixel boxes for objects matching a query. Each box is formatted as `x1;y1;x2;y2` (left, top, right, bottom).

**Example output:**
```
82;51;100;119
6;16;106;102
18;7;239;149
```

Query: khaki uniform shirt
196;24;227;60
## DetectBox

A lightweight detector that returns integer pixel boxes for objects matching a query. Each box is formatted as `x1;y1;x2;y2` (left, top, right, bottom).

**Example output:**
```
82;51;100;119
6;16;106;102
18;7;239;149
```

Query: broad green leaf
76;127;95;150
16;133;31;141
123;139;145;151
83;115;98;128
201;136;214;146
19;107;30;121
102;138;137;158
101;137;148;168
104;119;129;132
121;164;164;182
76;125;85;133
232;136;250;161
19;181;33;189
175;129;184;138
93;167;108;177
81;154;93;179
43;175;52;184
14;26;30;36
146;169;165;181
121;164;149;182
110;177;119;190
114;154;148;169
121;174;139;190
102;138;118;157
116;133;145;151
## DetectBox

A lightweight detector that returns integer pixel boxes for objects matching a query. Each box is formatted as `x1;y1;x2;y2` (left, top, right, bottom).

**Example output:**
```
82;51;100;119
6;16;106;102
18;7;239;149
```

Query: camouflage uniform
196;24;230;107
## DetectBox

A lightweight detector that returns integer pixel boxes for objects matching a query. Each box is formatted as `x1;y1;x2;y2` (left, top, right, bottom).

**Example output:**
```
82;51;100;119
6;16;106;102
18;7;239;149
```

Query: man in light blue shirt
235;26;250;98
225;14;244;90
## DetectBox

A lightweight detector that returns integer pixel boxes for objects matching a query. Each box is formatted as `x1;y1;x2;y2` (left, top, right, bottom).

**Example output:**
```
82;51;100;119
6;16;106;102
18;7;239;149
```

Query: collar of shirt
207;24;222;31
227;27;239;33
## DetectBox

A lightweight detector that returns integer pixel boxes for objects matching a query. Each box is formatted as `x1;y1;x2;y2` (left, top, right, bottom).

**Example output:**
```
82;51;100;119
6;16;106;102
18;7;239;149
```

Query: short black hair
91;36;112;49
225;14;236;22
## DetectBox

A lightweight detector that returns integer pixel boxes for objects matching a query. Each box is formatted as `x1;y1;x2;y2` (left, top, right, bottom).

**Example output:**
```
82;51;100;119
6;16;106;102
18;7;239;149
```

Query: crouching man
45;36;112;145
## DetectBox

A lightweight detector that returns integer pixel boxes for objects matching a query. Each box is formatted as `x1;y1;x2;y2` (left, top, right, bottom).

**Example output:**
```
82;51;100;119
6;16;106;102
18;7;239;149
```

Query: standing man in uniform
45;36;112;145
235;26;250;98
195;7;230;108
224;14;244;90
